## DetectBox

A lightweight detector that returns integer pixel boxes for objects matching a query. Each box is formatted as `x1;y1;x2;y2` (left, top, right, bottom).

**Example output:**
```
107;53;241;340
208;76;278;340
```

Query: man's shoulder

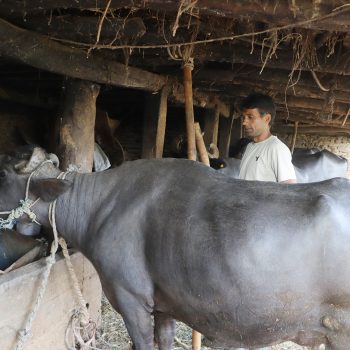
267;136;290;152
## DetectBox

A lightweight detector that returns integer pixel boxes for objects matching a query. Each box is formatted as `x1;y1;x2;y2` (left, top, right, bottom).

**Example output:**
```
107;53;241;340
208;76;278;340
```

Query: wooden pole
183;62;196;161
290;121;299;155
58;79;100;172
183;59;201;349
212;106;220;147
155;87;168;159
195;123;210;166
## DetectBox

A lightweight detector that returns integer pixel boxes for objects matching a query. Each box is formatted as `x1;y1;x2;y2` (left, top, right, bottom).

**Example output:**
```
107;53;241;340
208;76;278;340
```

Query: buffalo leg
107;287;154;350
154;312;176;350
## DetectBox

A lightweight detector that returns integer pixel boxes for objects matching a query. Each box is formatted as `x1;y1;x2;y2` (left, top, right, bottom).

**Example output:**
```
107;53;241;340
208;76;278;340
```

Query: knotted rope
0;159;53;230
50;172;96;350
6;162;96;350
0;198;40;229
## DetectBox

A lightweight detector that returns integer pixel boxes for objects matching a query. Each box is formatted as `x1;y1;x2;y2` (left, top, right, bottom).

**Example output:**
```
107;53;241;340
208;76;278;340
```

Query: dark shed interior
0;1;349;162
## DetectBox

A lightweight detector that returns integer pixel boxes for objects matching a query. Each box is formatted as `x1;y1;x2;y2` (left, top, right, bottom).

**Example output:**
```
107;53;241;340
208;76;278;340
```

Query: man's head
239;93;276;142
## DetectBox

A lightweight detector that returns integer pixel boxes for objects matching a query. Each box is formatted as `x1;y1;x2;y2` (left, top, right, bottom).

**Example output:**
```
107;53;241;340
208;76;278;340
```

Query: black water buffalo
211;149;348;183
1;148;350;349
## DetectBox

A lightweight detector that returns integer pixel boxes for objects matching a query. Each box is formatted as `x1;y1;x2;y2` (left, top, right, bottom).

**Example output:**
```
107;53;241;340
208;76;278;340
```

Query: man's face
242;108;271;141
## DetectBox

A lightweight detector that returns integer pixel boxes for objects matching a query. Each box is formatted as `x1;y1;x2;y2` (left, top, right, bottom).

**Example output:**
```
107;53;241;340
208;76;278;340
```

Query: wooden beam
194;67;350;94
195;44;350;76
1;0;349;32
274;124;350;137
201;84;350;117
0;19;166;91
13;15;146;45
194;71;350;103
0;19;229;116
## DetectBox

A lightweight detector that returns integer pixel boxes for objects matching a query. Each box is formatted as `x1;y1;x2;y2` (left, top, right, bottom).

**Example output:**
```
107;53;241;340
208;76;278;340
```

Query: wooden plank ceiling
0;0;350;136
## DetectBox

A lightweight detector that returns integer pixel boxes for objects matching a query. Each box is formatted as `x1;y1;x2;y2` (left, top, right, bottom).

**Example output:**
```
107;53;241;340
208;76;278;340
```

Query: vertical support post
183;60;201;349
203;106;220;148
58;79;100;172
155;87;168;159
218;114;234;158
229;113;243;151
142;87;168;159
290;121;299;154
195;122;210;166
212;106;220;147
183;63;196;161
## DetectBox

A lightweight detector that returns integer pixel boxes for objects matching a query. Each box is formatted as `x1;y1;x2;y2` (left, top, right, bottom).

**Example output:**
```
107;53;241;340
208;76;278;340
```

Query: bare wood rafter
1;0;350;32
0;18;230;116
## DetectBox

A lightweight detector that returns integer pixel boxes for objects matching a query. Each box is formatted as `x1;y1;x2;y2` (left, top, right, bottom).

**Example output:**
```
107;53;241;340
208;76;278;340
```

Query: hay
96;295;308;350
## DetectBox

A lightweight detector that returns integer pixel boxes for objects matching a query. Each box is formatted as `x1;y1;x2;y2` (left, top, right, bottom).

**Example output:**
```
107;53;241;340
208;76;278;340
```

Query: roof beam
195;44;350;76
0;18;230;116
1;0;349;32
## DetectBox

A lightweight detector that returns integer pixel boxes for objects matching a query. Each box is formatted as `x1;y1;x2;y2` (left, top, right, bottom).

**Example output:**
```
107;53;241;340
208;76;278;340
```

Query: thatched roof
0;1;350;136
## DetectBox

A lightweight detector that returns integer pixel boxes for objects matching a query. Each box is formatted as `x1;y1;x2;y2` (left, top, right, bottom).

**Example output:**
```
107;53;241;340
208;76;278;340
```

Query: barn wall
278;133;350;177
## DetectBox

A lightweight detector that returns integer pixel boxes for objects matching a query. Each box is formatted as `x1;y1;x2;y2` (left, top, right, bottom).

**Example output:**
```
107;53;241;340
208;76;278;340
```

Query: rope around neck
0;159;54;230
11;167;96;350
53;172;96;350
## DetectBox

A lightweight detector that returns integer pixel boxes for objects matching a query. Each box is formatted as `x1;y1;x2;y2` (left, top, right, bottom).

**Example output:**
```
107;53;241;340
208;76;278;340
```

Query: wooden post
203;106;220;148
142;87;168;159
155;87;168;159
290;121;299;155
58;79;100;172
183;60;201;349
195;123;210;166
219;114;234;158
183;63;196;161
191;123;208;350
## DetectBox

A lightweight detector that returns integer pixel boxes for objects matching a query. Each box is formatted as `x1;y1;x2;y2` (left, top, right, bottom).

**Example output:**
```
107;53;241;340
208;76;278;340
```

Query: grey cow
0;148;349;349
211;149;348;183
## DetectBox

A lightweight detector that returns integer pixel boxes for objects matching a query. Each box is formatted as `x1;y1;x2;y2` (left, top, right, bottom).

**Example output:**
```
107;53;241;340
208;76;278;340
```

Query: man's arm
280;179;297;184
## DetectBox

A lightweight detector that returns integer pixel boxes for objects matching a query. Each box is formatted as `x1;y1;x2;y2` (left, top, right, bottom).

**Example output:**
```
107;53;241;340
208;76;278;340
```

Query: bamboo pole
212;105;220;147
183;58;201;349
155;86;168;158
183;62;196;161
195;122;210;166
290;121;299;155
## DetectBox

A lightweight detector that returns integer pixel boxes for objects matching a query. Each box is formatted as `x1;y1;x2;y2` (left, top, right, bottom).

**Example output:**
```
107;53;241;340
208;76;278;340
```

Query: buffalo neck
53;170;113;251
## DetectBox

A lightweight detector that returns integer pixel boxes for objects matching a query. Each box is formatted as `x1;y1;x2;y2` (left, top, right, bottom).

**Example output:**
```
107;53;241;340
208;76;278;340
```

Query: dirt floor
96;296;307;350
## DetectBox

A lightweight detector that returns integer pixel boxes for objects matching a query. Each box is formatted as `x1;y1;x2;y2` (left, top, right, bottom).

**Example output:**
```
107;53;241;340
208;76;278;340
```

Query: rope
50;5;350;50
0;159;53;228
0;199;40;229
13;253;57;350
9;163;96;350
51;172;97;350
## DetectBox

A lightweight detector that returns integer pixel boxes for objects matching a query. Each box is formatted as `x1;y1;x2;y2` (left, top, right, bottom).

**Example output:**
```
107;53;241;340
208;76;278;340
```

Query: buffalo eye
0;170;7;179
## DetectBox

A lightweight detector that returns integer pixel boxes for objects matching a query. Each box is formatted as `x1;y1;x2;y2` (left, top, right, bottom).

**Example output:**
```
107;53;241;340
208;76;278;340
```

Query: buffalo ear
30;179;72;202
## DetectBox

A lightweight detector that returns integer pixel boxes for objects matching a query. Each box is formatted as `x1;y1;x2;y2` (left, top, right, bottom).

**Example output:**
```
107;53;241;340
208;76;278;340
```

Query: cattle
0;229;42;271
293;149;348;183
211;149;348;183
1;147;350;349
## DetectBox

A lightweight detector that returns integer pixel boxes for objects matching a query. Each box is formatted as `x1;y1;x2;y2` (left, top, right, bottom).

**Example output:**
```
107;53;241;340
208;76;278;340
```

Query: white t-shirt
239;136;296;182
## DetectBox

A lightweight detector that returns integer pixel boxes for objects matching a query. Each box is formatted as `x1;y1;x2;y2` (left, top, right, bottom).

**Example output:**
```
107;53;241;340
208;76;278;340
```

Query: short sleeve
272;142;296;182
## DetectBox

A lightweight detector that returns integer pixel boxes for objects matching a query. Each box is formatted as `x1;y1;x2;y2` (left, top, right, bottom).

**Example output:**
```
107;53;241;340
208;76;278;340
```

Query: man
239;93;296;183
237;94;296;350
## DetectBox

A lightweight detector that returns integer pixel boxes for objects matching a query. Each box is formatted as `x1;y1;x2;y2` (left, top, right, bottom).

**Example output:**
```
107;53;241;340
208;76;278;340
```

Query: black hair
240;93;276;125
